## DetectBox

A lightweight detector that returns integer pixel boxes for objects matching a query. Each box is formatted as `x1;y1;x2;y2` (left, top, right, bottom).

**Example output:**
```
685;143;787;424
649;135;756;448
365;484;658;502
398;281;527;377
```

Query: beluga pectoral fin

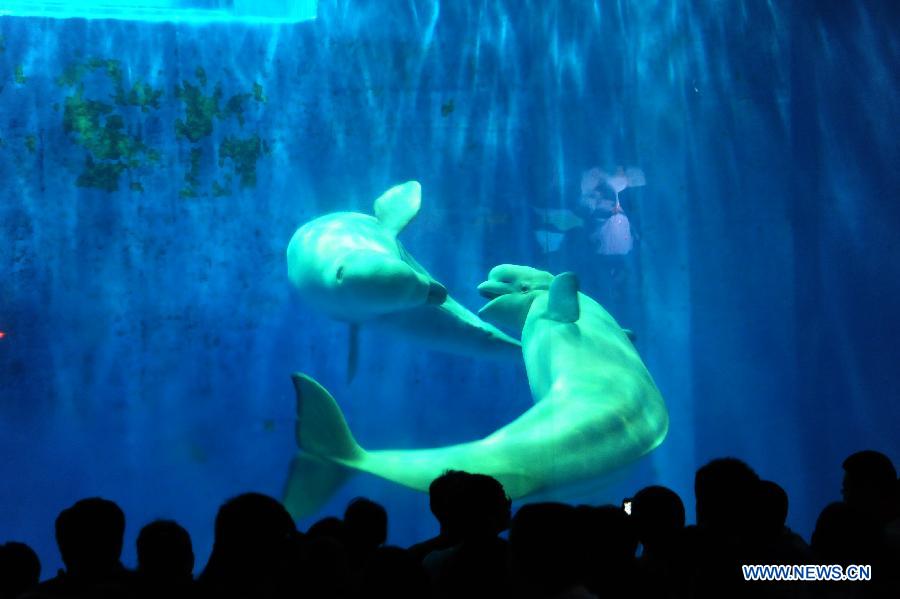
285;182;520;361
346;324;360;382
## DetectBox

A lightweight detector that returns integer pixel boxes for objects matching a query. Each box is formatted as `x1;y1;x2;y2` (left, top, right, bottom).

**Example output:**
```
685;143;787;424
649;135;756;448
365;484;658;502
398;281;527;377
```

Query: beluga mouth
476;280;511;300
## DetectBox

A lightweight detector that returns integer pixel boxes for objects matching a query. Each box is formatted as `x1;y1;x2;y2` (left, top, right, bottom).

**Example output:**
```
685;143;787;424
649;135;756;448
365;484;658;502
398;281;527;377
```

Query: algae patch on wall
173;66;270;198
42;58;272;195
57;58;162;192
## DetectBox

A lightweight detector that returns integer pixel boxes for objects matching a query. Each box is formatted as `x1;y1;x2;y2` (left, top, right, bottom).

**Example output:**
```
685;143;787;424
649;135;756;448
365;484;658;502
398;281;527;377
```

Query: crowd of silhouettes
1;449;898;598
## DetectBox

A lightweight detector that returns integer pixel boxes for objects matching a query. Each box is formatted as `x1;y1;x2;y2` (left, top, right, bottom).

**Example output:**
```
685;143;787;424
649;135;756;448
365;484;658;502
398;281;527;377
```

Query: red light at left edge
0;331;5;339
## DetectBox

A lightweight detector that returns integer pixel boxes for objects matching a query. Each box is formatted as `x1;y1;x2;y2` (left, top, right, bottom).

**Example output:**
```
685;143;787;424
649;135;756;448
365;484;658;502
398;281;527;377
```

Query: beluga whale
282;263;668;517
286;181;521;376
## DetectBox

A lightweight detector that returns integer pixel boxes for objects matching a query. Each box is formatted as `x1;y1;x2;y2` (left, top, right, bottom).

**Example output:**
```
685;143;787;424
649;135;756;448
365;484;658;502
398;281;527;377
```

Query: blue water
2;0;899;576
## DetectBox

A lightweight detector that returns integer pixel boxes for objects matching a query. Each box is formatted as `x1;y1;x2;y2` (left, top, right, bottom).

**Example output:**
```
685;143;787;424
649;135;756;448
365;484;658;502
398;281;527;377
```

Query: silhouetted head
55;497;125;577
756;480;789;540
355;547;430;599
811;501;880;566
457;474;511;542
136;520;194;581
307;516;349;548
630;485;685;553
694;457;760;534
842;450;897;524
201;492;296;586
510;503;581;597
344;497;388;552
428;470;470;538
0;541;41;598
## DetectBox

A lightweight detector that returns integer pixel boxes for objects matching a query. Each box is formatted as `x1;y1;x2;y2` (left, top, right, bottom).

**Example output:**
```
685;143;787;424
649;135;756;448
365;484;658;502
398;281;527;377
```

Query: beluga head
287;181;448;323
477;264;554;335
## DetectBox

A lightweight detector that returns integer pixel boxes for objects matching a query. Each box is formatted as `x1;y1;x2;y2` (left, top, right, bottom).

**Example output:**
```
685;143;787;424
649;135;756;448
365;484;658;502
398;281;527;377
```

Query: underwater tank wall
2;0;899;573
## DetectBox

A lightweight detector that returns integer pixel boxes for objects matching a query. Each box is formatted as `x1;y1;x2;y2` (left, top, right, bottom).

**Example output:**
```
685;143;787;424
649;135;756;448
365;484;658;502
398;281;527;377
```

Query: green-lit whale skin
283;264;668;518
285;181;521;372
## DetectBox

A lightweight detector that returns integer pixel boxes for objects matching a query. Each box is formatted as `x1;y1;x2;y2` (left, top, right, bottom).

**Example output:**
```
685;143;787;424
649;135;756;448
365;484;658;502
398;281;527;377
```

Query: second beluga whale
282;264;668;517
286;181;521;375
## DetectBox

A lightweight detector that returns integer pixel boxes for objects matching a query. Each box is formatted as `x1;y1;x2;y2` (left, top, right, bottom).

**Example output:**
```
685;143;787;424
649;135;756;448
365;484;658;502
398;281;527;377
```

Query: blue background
2;0;899;575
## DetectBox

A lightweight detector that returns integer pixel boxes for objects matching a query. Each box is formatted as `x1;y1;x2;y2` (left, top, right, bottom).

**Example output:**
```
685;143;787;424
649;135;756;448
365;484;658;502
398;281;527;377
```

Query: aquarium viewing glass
1;0;898;578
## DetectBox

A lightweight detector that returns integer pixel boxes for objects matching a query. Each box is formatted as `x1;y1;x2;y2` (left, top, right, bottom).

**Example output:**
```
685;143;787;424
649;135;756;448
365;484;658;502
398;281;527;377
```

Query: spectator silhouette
14;453;900;599
755;480;811;563
307;516;349;547
629;485;684;596
196;492;297;599
811;502;880;567
811;501;888;599
408;470;469;562
744;481;814;599
757;480;789;541
841;451;900;597
842;450;897;527
299;533;350;598
574;505;637;598
690;458;762;598
424;473;512;598
695;457;760;539
510;502;592;599
353;547;431;598
135;520;193;598
343;498;387;571
299;516;353;597
0;541;41;599
885;476;900;594
34;497;133;598
631;485;685;560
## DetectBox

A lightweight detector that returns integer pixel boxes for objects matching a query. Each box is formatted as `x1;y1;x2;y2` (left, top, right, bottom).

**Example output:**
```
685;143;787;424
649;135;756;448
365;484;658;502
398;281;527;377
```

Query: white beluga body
285;182;521;373
282;263;668;517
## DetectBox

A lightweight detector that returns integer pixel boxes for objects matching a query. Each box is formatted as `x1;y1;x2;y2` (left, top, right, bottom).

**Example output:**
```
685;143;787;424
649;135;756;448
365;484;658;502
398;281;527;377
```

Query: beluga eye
336;266;344;281
521;284;529;292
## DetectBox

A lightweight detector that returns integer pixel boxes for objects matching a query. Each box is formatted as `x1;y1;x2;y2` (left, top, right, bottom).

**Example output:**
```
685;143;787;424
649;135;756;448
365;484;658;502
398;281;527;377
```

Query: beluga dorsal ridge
282;264;668;517
285;181;521;378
